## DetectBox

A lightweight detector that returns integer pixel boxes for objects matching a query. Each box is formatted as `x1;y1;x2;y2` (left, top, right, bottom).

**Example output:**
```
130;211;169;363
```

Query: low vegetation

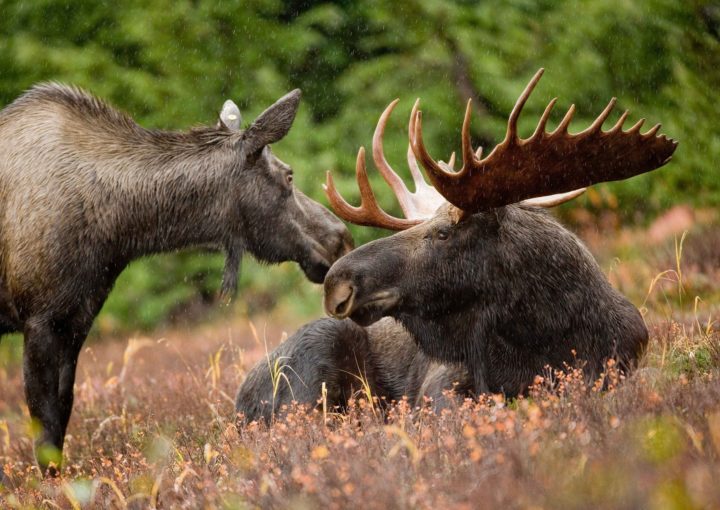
1;223;718;508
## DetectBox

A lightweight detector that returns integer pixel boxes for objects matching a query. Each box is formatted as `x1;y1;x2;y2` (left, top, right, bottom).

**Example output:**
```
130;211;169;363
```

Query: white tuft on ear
219;100;242;131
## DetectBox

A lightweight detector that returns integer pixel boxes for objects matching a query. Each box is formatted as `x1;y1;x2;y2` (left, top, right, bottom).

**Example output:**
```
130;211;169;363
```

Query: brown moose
0;84;352;473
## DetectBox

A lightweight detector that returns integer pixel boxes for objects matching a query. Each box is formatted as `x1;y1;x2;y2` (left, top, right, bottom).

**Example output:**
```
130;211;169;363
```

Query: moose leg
23;318;65;476
55;311;96;451
56;340;84;452
42;310;95;476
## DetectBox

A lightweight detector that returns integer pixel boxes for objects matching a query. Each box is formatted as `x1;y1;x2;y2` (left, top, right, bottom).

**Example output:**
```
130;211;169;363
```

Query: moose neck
394;305;492;392
88;130;243;262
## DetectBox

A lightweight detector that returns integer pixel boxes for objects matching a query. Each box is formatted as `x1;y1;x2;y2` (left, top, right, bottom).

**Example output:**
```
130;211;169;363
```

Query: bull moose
236;69;677;422
0;85;352;473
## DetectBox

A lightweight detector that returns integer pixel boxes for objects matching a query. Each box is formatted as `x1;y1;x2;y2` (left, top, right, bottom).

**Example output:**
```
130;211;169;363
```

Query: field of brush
1;213;720;509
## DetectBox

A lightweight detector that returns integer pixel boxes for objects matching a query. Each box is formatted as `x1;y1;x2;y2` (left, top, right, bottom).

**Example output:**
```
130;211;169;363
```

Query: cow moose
236;68;677;423
0;85;352;473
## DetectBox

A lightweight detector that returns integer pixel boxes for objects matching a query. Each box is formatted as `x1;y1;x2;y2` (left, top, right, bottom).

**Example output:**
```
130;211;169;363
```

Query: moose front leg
56;337;85;454
23;318;65;475
23;311;93;476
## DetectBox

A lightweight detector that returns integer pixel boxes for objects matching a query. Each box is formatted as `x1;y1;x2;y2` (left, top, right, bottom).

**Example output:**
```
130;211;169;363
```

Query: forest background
0;0;717;333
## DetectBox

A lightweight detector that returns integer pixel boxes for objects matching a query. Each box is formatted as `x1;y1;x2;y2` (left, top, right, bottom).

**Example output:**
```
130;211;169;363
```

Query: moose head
211;91;353;293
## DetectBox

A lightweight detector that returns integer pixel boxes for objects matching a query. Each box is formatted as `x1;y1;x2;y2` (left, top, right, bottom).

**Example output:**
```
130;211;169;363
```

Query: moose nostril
325;281;355;318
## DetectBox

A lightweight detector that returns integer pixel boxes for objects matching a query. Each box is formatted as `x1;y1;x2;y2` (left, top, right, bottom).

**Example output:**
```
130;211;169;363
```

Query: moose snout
324;280;355;318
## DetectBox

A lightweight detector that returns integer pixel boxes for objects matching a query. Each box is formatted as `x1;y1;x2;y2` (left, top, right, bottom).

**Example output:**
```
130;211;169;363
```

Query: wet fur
0;84;351;472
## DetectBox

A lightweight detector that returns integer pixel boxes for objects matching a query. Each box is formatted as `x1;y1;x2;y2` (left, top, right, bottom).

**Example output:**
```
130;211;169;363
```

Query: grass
0;225;719;509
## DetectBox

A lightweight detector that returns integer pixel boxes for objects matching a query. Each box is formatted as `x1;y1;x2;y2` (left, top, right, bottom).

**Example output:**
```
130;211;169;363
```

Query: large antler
324;147;421;231
324;100;452;230
412;68;678;214
325;96;586;231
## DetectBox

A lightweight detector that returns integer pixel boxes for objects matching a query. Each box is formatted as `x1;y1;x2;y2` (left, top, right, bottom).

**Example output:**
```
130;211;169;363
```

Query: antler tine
586;98;617;133
372;99;416;217
505;67;545;142
642;123;661;138
449;151;457;168
324;148;421;231
406;145;428;191
553;104;576;134
412;109;463;187
531;97;557;139
323;151;372;226
627;118;645;134
438;152;457;173
461;99;474;174
609;110;630;133
523;188;587;208
324;171;360;224
407;99;433;192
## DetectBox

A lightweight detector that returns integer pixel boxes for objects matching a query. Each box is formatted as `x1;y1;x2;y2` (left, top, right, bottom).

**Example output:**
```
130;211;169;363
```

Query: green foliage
98;251;224;333
0;0;717;331
0;334;23;368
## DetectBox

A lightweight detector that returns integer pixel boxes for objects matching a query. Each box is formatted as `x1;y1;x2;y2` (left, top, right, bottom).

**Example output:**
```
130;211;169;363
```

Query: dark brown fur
325;204;647;394
237;203;648;422
235;317;470;423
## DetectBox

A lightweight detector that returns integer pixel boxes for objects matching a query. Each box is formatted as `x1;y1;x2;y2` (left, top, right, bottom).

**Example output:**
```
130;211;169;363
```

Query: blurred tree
0;0;717;331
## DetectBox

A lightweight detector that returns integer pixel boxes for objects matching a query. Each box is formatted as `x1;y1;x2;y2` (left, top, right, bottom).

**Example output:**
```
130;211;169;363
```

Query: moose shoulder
0;84;352;473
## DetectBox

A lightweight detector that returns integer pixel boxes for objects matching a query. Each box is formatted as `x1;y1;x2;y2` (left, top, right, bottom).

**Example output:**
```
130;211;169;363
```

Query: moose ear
243;89;301;153
219;100;242;131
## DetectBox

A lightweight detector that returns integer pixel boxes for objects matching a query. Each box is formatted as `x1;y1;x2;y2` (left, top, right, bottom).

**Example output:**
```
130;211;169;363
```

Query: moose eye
436;229;450;241
286;173;293;185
